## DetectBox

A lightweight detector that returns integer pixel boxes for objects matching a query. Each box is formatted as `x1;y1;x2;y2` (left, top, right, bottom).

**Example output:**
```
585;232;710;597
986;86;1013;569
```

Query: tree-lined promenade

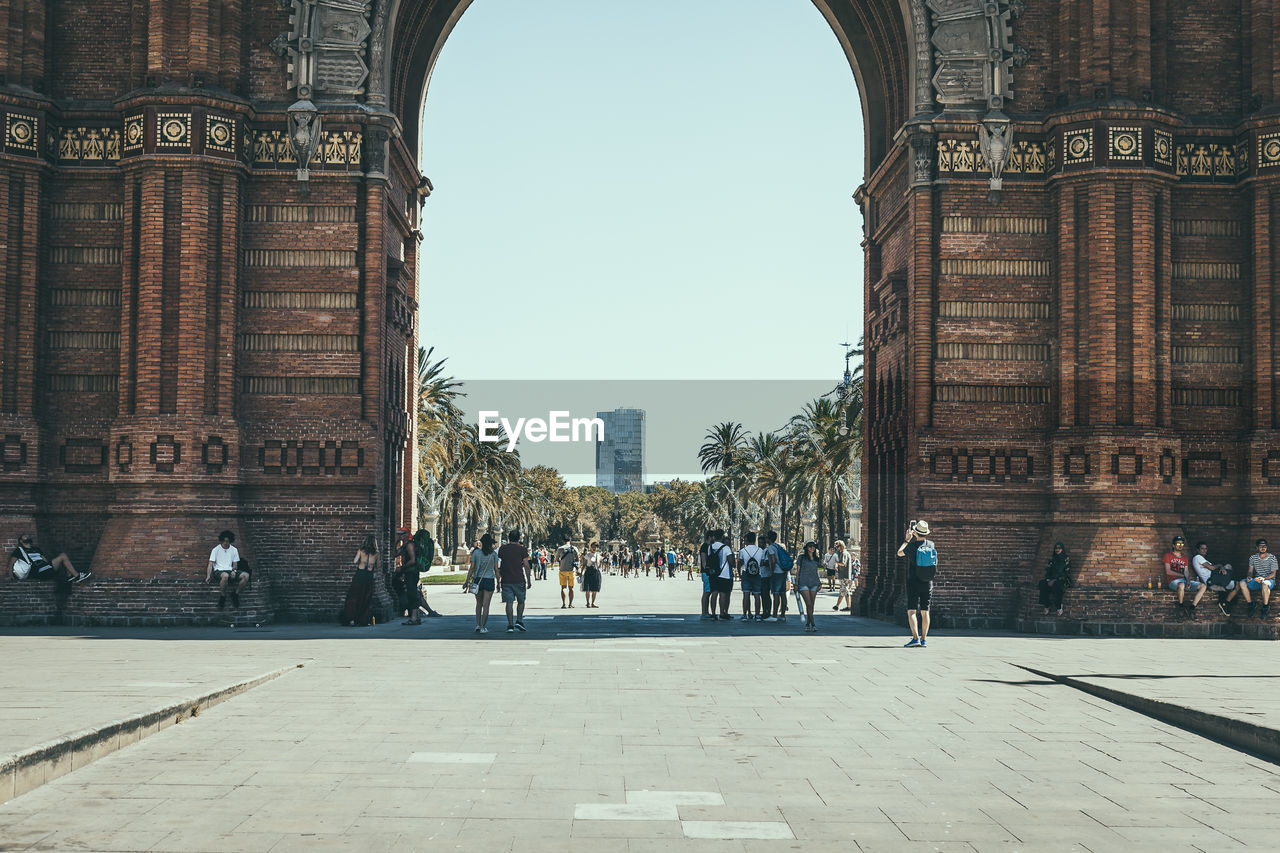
414;347;863;556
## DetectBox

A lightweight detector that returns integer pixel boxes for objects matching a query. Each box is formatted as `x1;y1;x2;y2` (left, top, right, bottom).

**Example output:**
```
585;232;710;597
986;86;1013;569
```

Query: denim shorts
770;573;787;595
740;573;760;594
1168;579;1202;591
475;577;495;593
702;572;711;593
500;583;526;603
1247;578;1275;591
796;585;820;593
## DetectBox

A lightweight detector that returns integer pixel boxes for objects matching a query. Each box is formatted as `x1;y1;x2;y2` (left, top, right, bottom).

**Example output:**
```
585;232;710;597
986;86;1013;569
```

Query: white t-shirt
1191;554;1213;583
209;545;240;573
738;545;767;575
708;543;734;579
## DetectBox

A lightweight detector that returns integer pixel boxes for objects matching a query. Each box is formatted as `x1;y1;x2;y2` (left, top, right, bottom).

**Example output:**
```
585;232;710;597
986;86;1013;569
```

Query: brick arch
6;2;1280;632
385;0;923;172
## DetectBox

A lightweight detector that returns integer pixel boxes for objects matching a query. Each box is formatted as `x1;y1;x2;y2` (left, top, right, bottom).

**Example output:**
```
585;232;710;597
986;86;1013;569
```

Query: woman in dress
341;535;378;626
793;540;824;632
582;542;603;607
464;533;499;633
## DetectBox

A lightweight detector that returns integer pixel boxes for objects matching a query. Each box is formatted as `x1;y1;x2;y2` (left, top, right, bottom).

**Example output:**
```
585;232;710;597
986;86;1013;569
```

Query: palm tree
784;396;861;545
699;422;750;537
698;422;748;475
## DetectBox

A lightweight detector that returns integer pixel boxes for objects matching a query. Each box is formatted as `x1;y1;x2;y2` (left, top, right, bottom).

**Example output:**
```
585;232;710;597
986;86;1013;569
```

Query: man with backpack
557;538;578;608
763;530;792;622
738;532;768;621
698;531;716;619
897;520;936;647
400;528;441;624
706;530;735;620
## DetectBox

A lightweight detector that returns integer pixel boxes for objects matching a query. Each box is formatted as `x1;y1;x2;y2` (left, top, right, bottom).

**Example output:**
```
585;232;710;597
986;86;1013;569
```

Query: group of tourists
695;530;864;633
1162;536;1276;619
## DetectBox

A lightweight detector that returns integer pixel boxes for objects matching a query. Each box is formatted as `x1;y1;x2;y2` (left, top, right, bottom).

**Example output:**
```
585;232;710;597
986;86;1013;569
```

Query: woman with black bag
342;535;378;626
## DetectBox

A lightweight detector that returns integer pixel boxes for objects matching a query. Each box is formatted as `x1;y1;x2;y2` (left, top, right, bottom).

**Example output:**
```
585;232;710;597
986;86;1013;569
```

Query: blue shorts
1168;579;1202;591
1247;578;1275;591
770;573;787;595
702;573;711;593
476;578;495;593
740;574;760;594
796;585;820;593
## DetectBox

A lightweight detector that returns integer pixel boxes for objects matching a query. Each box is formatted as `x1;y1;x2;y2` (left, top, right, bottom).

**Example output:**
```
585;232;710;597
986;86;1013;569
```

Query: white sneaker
480;627;489;634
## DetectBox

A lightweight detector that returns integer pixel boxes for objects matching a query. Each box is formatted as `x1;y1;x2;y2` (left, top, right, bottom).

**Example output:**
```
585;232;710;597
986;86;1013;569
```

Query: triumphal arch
1;1;1277;628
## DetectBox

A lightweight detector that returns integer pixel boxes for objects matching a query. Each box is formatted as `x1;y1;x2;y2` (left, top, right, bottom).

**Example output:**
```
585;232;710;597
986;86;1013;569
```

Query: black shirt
903;538;925;569
11;546;50;568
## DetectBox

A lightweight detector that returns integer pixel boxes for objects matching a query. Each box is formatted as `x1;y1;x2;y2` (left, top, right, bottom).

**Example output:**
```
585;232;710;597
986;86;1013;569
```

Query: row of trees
414;345;863;556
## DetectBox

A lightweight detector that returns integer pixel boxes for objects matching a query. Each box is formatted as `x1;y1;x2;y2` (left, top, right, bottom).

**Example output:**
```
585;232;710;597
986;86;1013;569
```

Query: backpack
774;544;794;571
560;545;578;569
707;544;725;575
744;548;761;575
914;539;938;581
412;530;432;572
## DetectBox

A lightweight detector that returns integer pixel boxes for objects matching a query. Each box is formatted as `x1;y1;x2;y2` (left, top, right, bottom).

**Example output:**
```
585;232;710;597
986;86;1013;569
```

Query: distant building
595;408;646;493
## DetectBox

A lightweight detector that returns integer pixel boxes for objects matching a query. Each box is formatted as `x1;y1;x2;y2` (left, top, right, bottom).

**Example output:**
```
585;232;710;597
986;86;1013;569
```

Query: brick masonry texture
4;2;1280;629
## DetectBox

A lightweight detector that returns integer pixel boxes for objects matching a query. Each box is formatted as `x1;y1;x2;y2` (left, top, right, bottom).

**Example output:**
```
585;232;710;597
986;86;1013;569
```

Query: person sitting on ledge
8;534;92;584
205;530;248;610
1192;541;1239;616
1164;535;1204;616
1242;537;1277;619
1039;541;1072;616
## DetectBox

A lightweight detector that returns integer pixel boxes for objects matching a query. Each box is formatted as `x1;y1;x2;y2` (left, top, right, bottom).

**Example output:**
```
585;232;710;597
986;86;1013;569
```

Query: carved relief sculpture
287;100;322;188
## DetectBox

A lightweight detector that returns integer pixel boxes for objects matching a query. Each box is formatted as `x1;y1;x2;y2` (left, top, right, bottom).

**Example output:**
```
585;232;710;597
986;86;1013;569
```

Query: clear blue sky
417;0;866;383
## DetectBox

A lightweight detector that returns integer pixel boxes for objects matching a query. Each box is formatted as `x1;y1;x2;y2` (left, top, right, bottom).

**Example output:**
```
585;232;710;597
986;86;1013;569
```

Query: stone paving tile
149;831;288;852
25;829;171;851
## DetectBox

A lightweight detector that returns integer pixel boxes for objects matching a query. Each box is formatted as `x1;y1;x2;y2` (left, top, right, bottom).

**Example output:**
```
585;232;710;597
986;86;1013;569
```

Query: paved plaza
2;577;1279;852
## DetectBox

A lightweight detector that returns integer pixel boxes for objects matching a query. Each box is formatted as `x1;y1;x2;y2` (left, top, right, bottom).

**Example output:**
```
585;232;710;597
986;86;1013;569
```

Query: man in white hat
897;520;935;647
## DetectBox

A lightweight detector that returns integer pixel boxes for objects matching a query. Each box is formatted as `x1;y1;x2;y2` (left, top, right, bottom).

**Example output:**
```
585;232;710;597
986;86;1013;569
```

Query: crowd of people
16;517;1277;636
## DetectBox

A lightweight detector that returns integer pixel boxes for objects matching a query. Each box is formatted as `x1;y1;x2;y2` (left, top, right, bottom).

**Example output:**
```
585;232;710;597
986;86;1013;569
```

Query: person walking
582;542;603;607
1039;542;1072;616
497;530;532;632
464;533;499;633
898;520;936;647
822;544;838;592
793;540;823;632
340;535;378;626
832;540;852;611
556;538;579;608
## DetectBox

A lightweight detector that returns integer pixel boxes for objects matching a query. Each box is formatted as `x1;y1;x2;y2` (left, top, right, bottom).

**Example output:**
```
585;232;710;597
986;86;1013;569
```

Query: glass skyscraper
595;408;646;493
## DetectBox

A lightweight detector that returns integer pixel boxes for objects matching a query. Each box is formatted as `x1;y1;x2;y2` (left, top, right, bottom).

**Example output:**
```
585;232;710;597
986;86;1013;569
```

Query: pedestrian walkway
2;580;1278;850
